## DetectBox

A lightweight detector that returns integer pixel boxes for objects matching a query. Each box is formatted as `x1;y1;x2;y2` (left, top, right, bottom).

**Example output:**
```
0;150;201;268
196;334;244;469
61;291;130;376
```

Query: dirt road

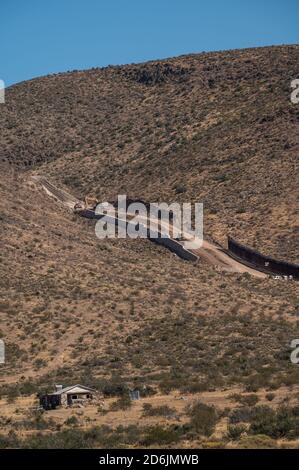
31;175;267;278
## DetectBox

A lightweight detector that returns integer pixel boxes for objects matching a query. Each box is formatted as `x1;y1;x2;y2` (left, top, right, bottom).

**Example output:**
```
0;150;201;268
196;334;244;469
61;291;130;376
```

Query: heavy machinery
74;194;99;212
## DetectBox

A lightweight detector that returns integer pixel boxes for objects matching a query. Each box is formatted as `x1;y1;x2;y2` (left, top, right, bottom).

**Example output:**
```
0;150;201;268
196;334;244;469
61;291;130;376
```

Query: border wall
227;236;299;279
78;210;198;262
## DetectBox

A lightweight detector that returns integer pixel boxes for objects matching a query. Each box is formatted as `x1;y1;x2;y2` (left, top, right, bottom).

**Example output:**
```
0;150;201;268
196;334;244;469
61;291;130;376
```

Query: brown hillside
0;46;299;447
0;167;298;393
0;45;298;262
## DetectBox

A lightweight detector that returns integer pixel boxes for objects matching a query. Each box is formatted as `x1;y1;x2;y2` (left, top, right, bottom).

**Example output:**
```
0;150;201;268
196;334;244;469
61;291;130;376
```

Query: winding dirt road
31;175;267;278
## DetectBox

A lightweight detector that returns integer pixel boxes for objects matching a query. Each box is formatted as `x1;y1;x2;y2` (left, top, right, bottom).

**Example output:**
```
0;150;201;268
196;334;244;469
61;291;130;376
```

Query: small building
40;384;96;410
129;388;140;401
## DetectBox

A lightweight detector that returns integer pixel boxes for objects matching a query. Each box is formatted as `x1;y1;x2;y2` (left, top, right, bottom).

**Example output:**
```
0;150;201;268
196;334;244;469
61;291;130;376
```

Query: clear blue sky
1;0;298;86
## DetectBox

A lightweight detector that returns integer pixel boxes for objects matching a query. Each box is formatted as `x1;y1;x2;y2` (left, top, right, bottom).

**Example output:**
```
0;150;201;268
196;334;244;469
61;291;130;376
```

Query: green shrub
265;393;275;402
237;434;278;449
141;425;180;446
239;394;259;407
64;416;79;426
227;424;247;440
6;387;20;403
229;406;253;424
110;395;132;411
187;402;218;437
142;403;176;418
249;405;298;439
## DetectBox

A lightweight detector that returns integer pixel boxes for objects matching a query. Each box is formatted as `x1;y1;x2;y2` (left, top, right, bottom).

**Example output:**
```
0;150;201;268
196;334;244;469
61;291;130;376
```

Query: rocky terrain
0;45;298;448
1;45;298;261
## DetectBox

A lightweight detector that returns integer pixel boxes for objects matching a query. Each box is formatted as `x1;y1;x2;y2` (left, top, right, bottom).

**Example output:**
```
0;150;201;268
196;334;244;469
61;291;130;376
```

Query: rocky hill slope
0;46;298;447
1;45;298;262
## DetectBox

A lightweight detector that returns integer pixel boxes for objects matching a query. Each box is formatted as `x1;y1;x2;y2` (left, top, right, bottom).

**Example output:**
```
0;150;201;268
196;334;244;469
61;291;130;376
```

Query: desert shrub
158;376;183;394
64;416;79;426
19;380;38;395
22;415;55;431
3;424;147;449
187;402;218;437
248;405;278;438
34;358;47;369
174;184;187;194
110;395;132;411
140;425;180;446
237;394;259;407
237;434;278;449
219;407;231;418
104;425;140;448
6;387;20;403
244;371;273;392
229;406;254;424
227;424;247;440
229;404;299;440
5;343;27;364
202;440;226;449
142;403;176;418
23;429;89;449
180;380;209;394
102;382;129;397
0;431;19;449
138;385;156;397
249;405;299;439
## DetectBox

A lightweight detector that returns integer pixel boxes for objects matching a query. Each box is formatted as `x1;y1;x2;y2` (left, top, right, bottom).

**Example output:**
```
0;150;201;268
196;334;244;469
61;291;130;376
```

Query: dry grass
1;45;298;261
0;45;298;447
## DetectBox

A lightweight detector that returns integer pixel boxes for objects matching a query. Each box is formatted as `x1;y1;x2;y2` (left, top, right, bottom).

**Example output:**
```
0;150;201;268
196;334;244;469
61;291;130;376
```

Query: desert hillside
0;166;298;448
0;45;298;261
0;46;298;448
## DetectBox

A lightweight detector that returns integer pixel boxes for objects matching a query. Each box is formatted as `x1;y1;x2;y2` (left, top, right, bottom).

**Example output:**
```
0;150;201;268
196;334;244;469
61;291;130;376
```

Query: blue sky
1;0;298;86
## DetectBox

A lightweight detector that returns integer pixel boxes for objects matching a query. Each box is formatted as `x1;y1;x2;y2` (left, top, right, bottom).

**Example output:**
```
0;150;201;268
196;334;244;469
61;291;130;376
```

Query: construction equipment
73;195;99;213
73;202;85;212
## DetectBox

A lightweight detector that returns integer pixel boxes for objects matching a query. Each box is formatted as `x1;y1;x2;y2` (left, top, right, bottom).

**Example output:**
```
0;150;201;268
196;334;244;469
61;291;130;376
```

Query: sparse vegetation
0;45;298;448
187;401;218;437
